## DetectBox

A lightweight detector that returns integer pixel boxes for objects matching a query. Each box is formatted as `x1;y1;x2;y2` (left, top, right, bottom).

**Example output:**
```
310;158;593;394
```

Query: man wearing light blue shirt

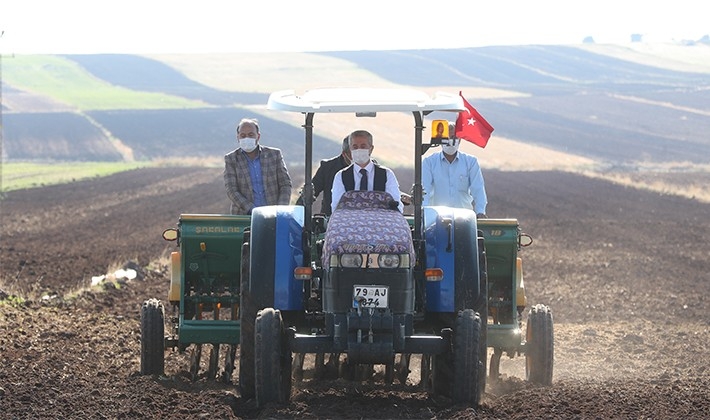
422;124;487;217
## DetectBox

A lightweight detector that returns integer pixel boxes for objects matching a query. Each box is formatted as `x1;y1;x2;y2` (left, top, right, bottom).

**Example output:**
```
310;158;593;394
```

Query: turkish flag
455;91;494;148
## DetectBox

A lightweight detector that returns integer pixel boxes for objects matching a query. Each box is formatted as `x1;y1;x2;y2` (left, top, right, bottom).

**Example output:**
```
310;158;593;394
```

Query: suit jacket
224;145;292;214
297;154;349;215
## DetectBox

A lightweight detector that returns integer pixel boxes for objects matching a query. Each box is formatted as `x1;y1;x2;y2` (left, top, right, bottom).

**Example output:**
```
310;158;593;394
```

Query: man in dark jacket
297;136;351;215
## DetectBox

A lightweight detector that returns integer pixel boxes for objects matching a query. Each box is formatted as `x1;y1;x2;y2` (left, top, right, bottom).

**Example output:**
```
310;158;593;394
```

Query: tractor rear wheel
140;298;165;375
451;309;482;404
525;304;554;385
238;239;256;399
476;234;489;394
432;310;482;404
255;308;292;407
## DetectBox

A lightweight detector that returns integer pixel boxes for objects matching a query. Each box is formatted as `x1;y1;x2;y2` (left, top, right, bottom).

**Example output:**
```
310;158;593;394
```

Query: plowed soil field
1;167;709;419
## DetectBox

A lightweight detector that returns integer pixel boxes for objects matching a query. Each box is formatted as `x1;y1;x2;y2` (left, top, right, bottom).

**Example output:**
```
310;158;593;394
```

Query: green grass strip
1;161;152;192
2;55;207;110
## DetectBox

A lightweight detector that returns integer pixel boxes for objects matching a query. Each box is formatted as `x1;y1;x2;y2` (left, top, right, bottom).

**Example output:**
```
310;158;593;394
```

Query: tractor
140;87;554;407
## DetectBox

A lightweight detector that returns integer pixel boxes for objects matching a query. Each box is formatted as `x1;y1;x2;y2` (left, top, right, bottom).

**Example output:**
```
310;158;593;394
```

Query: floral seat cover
323;190;415;267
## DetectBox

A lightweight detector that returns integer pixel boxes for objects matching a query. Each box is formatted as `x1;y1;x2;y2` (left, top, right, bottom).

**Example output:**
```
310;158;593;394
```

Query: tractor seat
322;191;415;268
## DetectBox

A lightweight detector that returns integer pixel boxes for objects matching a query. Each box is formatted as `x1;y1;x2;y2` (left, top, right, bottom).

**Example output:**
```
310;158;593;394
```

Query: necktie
359;168;368;190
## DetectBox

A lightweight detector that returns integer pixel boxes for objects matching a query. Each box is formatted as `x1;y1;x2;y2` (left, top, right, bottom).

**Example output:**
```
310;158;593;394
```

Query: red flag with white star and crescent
455;91;494;148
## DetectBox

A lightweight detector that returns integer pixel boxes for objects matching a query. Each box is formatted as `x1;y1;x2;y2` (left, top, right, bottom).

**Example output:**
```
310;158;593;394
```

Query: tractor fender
423;206;480;313
249;205;305;310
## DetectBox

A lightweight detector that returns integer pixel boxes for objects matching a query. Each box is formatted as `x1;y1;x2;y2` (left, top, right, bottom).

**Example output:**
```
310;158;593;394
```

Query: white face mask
351;149;370;165
442;144;458;155
239;138;257;153
442;139;459;155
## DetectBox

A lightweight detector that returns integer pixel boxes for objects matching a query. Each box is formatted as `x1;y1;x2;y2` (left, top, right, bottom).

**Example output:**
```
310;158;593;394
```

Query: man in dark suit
297;136;351;215
224;118;292;215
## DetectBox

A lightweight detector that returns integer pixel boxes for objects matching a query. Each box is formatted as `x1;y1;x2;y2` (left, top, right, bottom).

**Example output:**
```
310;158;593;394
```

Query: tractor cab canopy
267;88;465;114
266;87;466;241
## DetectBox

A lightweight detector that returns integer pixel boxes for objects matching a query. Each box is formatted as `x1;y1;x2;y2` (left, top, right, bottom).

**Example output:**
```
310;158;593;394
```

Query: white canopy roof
267;88;466;114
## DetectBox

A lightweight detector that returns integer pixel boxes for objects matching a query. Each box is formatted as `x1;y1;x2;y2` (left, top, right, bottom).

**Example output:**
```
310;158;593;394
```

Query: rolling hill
2;43;710;193
1;45;710;417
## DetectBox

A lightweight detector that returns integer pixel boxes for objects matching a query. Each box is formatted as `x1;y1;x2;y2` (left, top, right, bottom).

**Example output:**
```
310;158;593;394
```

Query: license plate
353;285;389;308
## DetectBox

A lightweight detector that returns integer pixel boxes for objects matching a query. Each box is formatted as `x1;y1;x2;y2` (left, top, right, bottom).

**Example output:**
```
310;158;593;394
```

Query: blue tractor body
141;88;552;407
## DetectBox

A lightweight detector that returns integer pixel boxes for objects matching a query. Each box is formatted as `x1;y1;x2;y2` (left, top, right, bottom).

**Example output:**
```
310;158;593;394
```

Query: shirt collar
350;160;374;172
360;160;374;172
440;151;458;162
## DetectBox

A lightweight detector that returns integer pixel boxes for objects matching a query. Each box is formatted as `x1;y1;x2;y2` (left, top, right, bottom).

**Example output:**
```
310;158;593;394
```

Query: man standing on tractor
296;136;352;215
422;122;488;217
331;130;403;213
224;117;292;215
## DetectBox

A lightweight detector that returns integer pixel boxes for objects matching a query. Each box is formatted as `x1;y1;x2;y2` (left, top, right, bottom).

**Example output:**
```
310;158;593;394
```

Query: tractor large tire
140;298;165;375
240;210;282;399
255;308;292;407
432;310;482;404
476;234;489;394
525;304;554;385
238;239;256;399
451;309;482;404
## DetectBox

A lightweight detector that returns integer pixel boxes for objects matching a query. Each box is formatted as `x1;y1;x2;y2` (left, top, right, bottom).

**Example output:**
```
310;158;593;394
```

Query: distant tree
582;36;595;44
630;34;643;42
699;35;710;45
